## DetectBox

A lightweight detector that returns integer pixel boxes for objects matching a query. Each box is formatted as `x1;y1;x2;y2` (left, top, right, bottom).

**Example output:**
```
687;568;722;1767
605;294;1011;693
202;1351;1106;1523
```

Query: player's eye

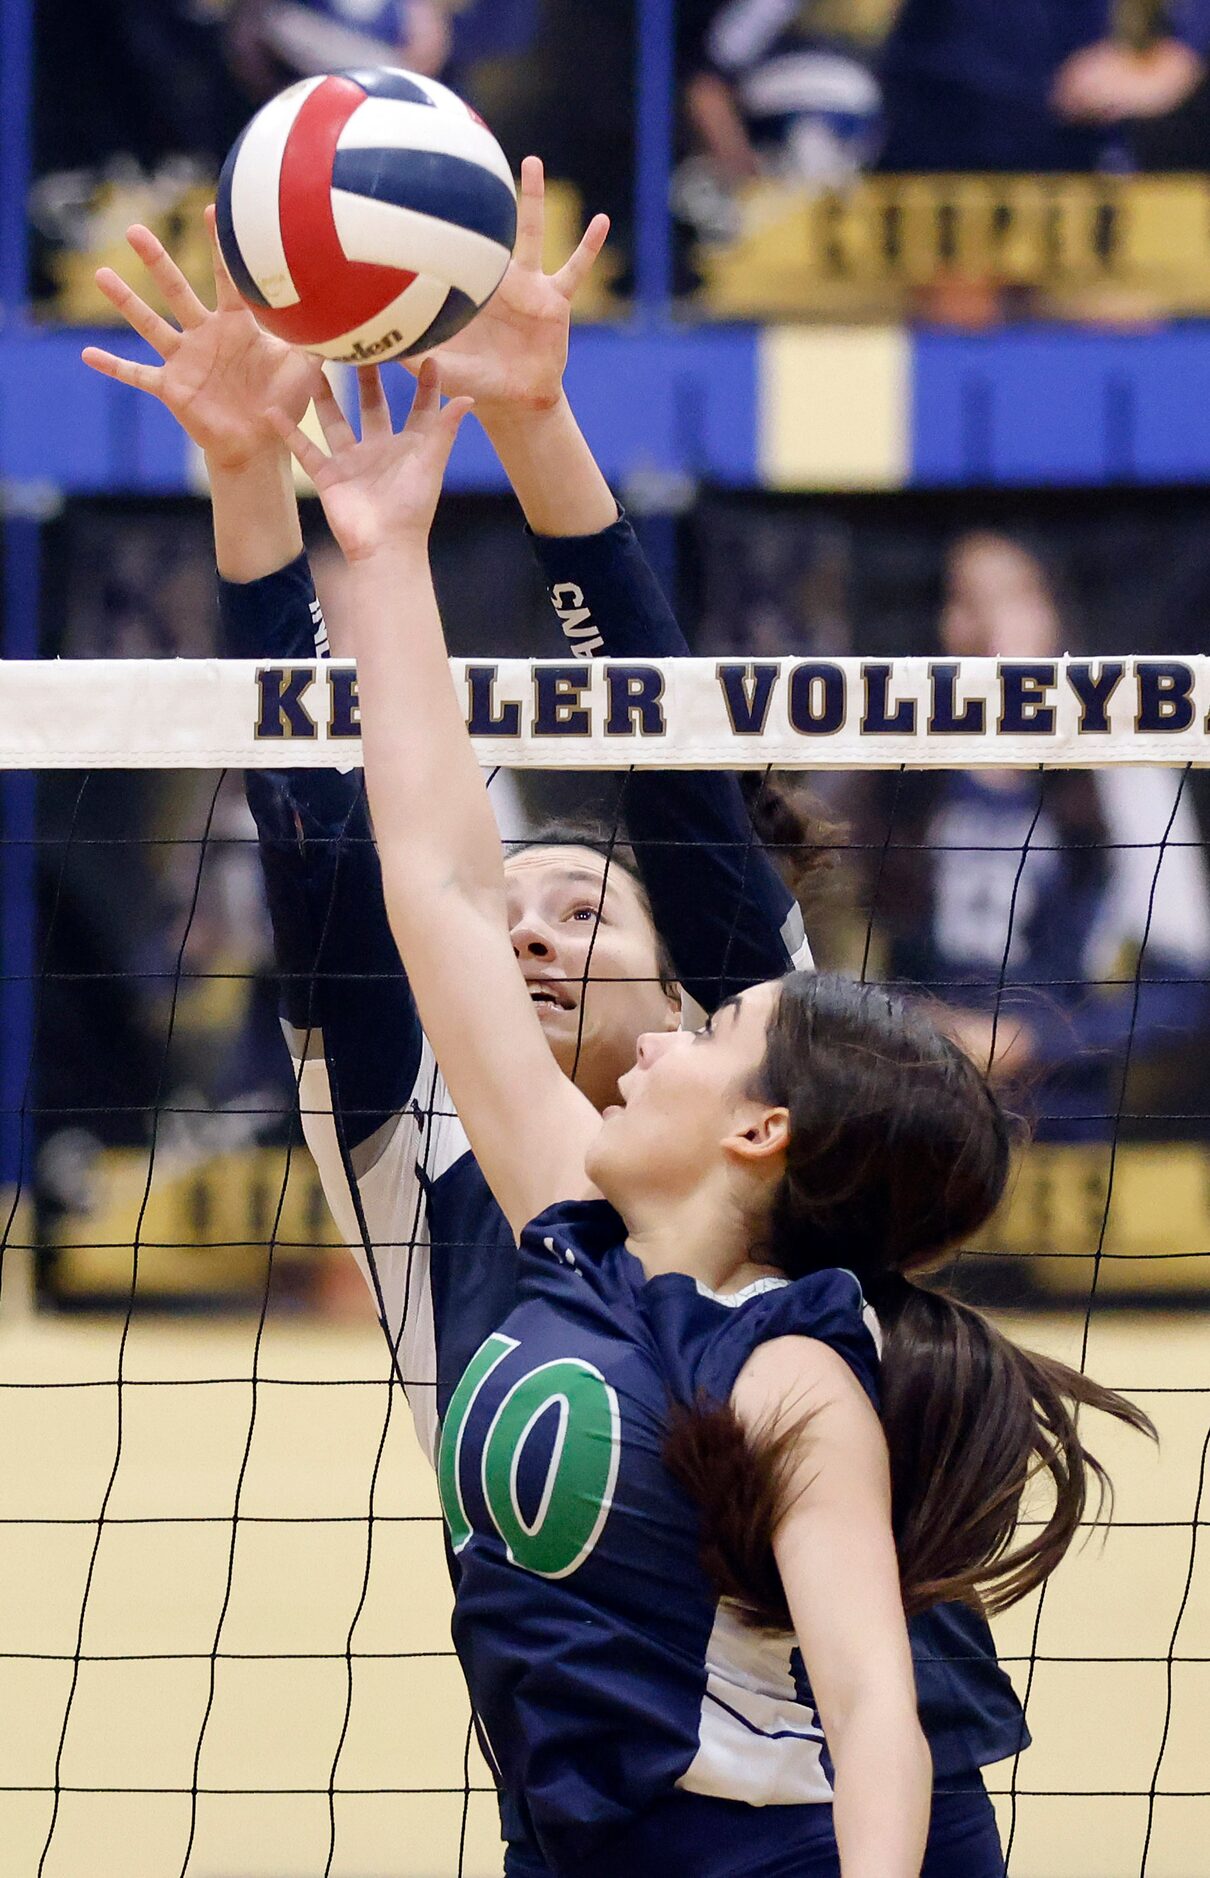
568;906;601;924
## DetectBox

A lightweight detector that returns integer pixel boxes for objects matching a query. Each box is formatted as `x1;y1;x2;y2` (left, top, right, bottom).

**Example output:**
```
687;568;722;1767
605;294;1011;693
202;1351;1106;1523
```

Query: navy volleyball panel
400;286;479;358
331;148;518;251
338;67;437;106
216;123;271;309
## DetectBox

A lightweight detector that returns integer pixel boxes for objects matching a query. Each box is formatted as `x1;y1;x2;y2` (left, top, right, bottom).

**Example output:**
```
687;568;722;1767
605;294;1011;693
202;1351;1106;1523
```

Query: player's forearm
345;541;505;915
830;1699;931;1877
480;395;618;539
208;447;303;583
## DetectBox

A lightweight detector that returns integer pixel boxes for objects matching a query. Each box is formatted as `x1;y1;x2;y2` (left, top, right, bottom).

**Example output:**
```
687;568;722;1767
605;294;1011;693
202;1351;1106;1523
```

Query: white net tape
2;655;1208;768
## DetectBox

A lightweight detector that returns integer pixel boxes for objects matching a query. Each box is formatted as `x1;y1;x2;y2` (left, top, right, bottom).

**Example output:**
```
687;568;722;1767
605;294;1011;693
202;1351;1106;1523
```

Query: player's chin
532;1000;577;1046
582;1113;619;1191
539;1012;591;1075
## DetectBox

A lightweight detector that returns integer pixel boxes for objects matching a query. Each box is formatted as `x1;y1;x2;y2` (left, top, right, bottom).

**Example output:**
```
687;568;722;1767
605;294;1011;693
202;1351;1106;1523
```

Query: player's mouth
527;978;575;1012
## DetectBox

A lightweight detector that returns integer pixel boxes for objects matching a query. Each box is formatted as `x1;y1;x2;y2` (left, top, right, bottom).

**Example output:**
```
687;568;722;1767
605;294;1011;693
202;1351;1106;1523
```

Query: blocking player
82;162;1026;1872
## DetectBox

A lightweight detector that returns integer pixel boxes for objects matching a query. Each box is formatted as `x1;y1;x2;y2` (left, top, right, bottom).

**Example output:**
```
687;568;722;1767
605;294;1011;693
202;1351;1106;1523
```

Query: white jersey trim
678;1605;833;1806
288;1023;467;1465
693;1274;789;1309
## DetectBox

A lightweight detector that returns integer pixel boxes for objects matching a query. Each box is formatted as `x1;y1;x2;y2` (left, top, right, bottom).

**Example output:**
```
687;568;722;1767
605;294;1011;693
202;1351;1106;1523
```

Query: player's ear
722;1104;789;1170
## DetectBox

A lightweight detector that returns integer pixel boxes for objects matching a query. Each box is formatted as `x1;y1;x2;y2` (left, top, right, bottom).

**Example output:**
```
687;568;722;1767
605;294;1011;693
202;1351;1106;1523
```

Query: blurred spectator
878;1;1210;174
682;0;885;208
225;0;454;102
225;0;542;113
862;531;1210;1141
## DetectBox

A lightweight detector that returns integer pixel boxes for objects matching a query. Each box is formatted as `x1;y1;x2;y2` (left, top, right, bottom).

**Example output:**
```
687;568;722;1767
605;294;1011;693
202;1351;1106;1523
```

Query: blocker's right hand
81;211;325;472
402;154;609;421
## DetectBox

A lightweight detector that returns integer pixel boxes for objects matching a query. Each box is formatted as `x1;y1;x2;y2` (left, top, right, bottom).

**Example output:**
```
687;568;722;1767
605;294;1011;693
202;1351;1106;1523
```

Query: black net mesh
0;758;1207;1877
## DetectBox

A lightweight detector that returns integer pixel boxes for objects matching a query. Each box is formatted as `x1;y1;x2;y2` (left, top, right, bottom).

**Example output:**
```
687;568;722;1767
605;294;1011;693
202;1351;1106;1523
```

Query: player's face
503;846;680;1111
586;979;784;1206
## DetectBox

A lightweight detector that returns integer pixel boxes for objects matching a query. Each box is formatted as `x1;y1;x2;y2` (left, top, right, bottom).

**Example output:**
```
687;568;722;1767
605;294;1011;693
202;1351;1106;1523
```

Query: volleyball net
1;656;1208;1878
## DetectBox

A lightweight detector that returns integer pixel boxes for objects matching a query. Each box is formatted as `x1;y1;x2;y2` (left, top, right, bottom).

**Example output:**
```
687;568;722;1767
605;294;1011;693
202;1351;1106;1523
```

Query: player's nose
636;1029;679;1069
510;911;556;960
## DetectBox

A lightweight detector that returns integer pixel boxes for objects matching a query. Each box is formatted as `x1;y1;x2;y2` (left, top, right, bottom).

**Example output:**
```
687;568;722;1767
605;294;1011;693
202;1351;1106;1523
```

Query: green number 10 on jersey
438;1332;623;1579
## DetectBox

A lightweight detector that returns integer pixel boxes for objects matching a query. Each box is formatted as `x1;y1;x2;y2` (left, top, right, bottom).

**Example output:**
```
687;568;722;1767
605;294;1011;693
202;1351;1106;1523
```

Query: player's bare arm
273;362;602;1234
733;1335;932;1878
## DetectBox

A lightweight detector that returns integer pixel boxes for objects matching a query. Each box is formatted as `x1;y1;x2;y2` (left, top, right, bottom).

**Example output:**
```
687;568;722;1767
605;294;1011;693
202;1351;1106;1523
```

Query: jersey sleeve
221;555;454;1458
528;515;811;1015
640;1267;881;1420
692;1269;882;1412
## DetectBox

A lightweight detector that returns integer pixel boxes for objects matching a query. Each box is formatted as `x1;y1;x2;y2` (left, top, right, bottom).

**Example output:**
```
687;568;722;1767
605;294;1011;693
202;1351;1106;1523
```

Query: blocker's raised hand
81;211;325;471
273;360;473;562
402;155;609;418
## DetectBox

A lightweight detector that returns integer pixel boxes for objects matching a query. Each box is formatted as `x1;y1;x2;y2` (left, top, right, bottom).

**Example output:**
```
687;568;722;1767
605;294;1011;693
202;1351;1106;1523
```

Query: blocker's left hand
271;360;473;562
81;210;325;472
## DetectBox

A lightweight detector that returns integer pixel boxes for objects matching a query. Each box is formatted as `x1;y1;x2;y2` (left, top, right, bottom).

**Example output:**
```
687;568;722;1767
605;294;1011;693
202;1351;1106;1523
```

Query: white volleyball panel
338;94;516;191
311;270;452;361
402;66;508;126
331;191;509;302
228;74;325;308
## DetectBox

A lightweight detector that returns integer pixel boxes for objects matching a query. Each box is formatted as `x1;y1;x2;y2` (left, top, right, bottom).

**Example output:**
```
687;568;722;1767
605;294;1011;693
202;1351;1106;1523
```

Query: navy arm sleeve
220;556;450;1459
219;554;421;1142
529;515;810;1014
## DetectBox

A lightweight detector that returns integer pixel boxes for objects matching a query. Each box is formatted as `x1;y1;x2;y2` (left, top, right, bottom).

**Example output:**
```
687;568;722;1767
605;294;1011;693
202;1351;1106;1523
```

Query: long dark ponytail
665;973;1155;1628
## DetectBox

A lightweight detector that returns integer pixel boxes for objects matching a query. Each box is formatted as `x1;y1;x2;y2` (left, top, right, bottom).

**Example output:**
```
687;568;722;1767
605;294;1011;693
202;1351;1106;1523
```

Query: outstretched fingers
407;361;473;462
436;393;475;446
553;213;611;302
311;373;358;454
514;154;546;271
124;223;210;329
356;364;393;439
516;154;609;292
92;266;180;359
80;346;163;395
204;204;244;313
267;404;329;482
409;354;444;424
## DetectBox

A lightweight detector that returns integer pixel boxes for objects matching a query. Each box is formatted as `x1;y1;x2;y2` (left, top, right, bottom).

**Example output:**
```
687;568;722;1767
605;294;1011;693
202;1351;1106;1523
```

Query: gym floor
0;1300;1205;1878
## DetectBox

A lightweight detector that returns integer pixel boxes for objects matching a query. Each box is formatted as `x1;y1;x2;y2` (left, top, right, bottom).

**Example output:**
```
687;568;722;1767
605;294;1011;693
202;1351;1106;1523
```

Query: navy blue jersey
440;1197;880;1873
219;517;1027;1843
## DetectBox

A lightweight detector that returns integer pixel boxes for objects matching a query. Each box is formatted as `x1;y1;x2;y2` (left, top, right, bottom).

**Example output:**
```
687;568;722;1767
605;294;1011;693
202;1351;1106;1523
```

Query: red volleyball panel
263;73;417;346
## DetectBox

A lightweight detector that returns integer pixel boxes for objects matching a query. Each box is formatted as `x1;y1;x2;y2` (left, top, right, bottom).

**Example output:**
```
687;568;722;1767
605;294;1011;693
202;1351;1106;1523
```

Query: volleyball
215;67;517;363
